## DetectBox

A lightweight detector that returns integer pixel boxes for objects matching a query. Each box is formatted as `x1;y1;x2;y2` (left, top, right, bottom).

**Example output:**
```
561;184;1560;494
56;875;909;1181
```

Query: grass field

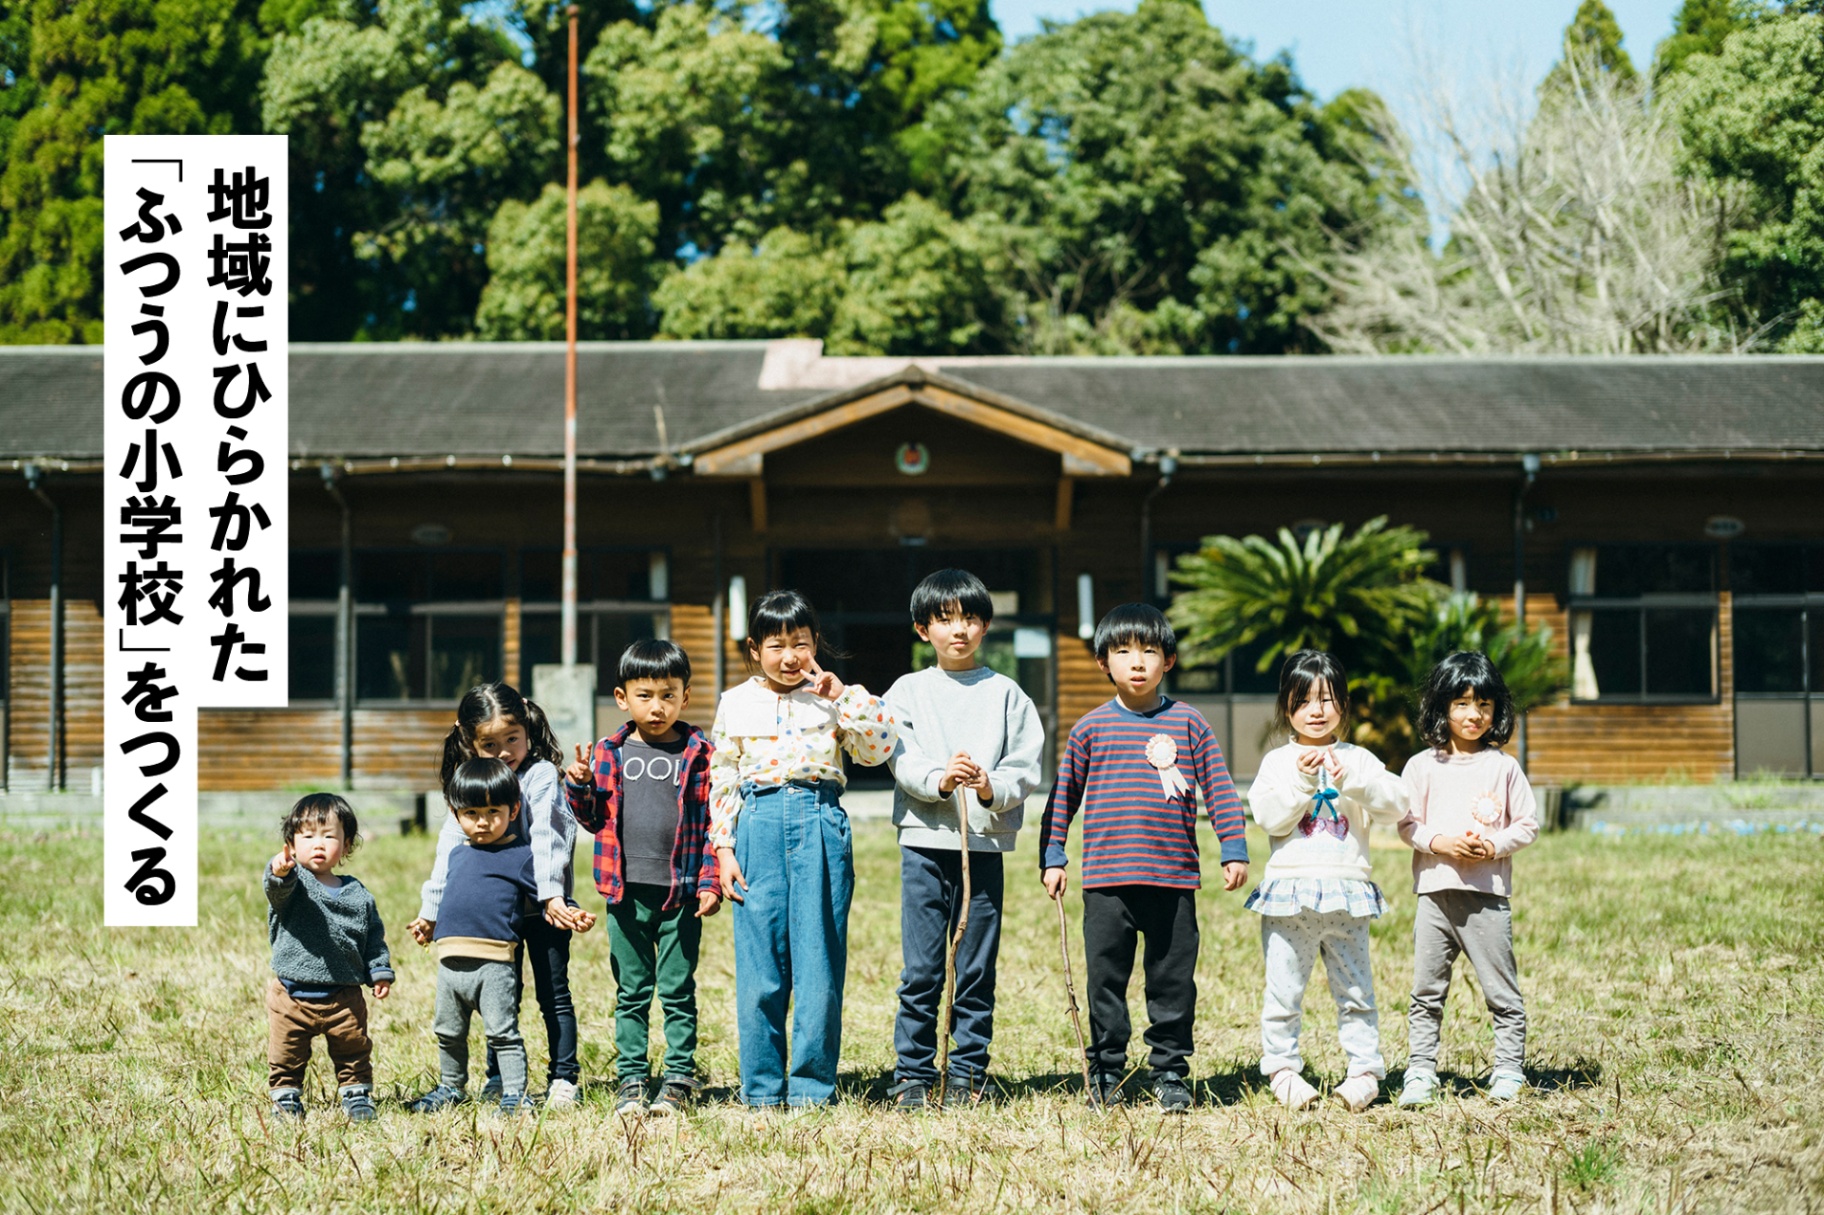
1;816;1821;1213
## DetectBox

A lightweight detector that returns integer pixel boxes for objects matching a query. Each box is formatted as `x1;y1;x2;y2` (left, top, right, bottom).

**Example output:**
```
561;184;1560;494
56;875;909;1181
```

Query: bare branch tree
1303;48;1761;355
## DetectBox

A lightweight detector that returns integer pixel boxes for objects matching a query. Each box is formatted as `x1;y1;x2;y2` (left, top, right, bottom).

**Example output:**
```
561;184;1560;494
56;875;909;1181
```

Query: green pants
609;882;703;1081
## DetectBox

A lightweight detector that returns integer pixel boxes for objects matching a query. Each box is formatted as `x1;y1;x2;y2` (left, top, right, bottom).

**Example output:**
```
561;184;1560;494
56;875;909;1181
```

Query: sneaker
1270;1068;1319;1110
1397;1071;1438;1108
1153;1073;1193;1114
1086;1072;1123;1110
480;1075;504;1102
942;1077;985;1109
1333;1074;1380;1112
1488;1071;1526;1102
545;1078;581;1109
614;1078;648;1115
405;1084;469;1114
339;1084;378;1122
889;1079;932;1111
497;1091;533;1116
270;1088;305;1120
649;1079;694;1116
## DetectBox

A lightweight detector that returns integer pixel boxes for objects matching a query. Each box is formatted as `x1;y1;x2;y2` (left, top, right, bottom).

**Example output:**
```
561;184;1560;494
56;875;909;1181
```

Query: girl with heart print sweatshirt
1244;650;1407;1114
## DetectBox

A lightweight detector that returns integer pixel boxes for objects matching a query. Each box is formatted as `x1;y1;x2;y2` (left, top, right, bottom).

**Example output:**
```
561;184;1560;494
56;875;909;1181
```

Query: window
1568;544;1717;701
354;550;504;702
1730;544;1824;778
288;550;340;703
519;549;669;697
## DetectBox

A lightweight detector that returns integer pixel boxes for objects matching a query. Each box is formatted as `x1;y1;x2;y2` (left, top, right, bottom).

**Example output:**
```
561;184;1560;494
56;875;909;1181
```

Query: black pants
1082;885;1199;1079
894;846;1004;1087
485;912;579;1086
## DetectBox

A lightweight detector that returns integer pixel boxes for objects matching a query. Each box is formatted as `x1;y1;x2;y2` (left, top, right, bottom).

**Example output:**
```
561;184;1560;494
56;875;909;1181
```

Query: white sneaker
1270;1068;1319;1110
545;1078;581;1108
1333;1073;1380;1112
1397;1071;1438;1107
1488;1071;1525;1102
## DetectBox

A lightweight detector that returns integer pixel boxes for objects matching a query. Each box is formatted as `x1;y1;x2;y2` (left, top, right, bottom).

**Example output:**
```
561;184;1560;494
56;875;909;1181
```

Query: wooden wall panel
7;599;50;789
1057;634;1109;739
199;710;342;791
62;598;103;781
350;708;452;791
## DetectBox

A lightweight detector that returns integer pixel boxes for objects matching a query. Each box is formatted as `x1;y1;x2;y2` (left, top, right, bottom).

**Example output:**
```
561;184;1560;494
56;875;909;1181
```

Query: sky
990;0;1679;101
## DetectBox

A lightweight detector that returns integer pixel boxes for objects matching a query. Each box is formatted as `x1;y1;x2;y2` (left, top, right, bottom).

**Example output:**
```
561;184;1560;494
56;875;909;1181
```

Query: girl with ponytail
407;682;595;1107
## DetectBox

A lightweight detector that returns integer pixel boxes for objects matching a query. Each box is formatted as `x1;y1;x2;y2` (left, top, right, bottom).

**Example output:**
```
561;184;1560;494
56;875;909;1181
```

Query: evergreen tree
1541;0;1638;97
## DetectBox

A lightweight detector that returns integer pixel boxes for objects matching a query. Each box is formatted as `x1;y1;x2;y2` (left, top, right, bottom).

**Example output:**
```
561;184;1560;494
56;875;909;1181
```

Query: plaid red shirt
565;720;719;910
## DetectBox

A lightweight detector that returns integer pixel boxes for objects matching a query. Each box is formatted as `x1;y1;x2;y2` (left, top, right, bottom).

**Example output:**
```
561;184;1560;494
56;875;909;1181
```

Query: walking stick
936;786;973;1103
1053;886;1092;1100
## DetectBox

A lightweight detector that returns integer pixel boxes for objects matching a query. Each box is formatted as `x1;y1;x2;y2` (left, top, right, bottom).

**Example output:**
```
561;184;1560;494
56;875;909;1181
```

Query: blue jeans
894;845;1003;1089
732;782;853;1107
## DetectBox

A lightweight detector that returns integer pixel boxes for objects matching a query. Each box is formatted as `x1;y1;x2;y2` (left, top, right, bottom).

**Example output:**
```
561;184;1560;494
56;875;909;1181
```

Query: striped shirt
1039;697;1249;888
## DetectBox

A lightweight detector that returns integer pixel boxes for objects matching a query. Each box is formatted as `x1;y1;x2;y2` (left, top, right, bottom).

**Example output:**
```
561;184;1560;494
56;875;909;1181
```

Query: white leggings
1258;909;1384;1079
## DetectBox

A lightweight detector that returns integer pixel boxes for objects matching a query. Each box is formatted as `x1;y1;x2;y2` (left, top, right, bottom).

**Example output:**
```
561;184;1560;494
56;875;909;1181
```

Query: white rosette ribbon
1145;734;1191;799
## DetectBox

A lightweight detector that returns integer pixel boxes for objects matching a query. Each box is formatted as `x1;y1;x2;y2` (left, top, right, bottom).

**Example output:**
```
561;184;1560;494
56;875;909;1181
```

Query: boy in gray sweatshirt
883;569;1044;1109
264;793;393;1122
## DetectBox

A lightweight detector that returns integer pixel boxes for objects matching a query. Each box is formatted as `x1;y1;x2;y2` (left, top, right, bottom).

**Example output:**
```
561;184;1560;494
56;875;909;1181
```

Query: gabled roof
4;342;1823;469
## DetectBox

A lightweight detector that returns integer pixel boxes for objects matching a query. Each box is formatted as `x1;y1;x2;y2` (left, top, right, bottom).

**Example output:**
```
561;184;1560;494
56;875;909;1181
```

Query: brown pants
266;977;372;1091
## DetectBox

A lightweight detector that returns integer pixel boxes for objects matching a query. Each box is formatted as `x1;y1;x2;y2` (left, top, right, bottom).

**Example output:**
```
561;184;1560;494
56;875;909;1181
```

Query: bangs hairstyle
445;758;522;812
909;568;994;628
1273;650;1351;739
440;682;562;788
282;792;360;854
617;638;691;688
1418;651;1517;750
1093;603;1177;662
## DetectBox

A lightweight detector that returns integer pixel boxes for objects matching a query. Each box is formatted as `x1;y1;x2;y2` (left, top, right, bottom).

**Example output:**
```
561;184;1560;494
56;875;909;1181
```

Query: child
883;569;1043;1110
1246;650;1407;1112
264;793;392;1121
408;683;594;1108
407;759;541;1115
1397;651;1539;1106
1039;603;1249;1113
565;639;721;1117
711;589;898;1109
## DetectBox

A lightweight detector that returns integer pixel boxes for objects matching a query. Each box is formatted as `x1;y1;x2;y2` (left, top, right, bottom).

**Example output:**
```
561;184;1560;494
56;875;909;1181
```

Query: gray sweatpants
1407;890;1525;1077
435;958;526;1096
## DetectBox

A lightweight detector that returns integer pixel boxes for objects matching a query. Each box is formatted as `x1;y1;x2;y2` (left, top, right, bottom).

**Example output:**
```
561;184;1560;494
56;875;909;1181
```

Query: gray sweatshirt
883;665;1044;852
265;865;393;987
419;759;574;921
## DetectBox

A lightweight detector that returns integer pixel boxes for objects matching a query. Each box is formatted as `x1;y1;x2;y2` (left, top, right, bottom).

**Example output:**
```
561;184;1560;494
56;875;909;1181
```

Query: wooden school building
3;340;1823;795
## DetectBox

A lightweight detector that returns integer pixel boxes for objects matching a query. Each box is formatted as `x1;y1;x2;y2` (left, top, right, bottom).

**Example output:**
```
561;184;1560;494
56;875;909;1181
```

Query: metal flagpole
561;3;581;669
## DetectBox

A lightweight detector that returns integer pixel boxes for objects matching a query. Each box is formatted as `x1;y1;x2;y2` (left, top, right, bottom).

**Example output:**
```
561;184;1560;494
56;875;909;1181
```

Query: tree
1541;0;1637;97
474;180;660;340
1167;519;1563;769
923;0;1402;354
1674;12;1824;351
1652;0;1767;81
0;0;267;344
1304;46;1753;354
653;227;845;341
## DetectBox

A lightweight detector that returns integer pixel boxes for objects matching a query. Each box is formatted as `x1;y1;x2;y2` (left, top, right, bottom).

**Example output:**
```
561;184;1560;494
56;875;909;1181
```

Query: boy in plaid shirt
566;639;720;1116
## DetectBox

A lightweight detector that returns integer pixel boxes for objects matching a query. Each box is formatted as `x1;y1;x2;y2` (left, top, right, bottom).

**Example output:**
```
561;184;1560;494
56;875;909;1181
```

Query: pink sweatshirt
1397;747;1538;896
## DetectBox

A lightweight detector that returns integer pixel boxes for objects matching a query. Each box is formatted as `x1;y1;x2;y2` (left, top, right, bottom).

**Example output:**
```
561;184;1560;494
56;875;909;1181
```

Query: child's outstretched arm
1038;727;1089;895
565;741;607;834
264;846;297;910
1190;717;1249;889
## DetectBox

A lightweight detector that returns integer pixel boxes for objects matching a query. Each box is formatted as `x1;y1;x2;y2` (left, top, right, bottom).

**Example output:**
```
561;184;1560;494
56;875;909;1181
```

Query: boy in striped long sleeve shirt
1040;604;1249;1112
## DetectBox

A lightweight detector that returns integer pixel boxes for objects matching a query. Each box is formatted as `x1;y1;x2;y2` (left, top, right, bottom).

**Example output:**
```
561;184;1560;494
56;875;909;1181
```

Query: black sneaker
405;1084;469;1114
614;1078;648;1115
942;1076;985;1108
1153;1073;1192;1114
1087;1072;1123;1110
497;1091;534;1116
340;1084;378;1122
270;1088;305;1120
889;1079;932;1111
648;1079;694;1116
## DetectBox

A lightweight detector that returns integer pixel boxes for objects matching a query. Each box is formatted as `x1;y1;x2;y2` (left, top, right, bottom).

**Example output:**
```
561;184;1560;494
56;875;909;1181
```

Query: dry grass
1;817;1821;1213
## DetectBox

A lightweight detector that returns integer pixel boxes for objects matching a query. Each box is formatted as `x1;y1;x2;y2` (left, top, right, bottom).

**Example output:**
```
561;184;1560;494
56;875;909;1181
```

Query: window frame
1566;542;1720;705
349;547;509;707
517;545;673;702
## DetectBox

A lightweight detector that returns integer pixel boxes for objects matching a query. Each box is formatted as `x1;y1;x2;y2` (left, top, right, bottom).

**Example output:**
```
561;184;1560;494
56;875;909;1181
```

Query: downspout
1138;453;1178;603
24;464;62;792
1514;453;1540;771
711;512;726;695
321;464;354;789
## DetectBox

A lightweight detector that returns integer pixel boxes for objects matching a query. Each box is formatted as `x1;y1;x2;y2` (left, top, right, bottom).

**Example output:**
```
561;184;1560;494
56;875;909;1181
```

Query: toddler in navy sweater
407;759;540;1115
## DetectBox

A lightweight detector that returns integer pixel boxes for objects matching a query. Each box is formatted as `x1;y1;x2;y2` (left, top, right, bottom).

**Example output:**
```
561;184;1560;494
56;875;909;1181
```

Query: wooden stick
936;787;973;1103
1054;889;1092;1100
